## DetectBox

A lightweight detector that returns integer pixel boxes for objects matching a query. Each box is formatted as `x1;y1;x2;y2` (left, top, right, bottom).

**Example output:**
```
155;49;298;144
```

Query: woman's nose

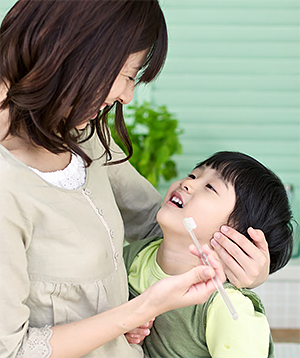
118;84;135;105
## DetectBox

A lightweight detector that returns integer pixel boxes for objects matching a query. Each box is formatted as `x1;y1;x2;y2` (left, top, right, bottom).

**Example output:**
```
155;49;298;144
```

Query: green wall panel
0;0;14;19
153;0;300;256
1;1;299;256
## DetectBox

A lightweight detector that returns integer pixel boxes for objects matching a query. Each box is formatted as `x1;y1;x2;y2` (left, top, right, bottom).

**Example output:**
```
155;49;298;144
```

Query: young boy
123;151;294;358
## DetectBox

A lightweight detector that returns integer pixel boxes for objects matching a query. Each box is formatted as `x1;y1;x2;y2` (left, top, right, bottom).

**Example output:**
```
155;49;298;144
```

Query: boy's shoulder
207;282;266;316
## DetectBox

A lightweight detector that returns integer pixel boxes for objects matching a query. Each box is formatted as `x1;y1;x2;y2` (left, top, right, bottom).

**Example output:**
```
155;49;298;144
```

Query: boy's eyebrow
215;172;229;189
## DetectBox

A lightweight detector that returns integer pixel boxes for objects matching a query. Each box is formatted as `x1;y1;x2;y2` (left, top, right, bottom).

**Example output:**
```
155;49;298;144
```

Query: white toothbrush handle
189;230;238;320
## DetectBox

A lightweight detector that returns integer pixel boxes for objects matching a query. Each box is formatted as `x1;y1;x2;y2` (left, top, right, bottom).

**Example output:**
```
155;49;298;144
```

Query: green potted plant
109;102;183;188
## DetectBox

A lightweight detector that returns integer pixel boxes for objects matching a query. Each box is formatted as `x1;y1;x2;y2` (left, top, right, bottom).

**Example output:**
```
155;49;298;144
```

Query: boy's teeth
171;196;183;208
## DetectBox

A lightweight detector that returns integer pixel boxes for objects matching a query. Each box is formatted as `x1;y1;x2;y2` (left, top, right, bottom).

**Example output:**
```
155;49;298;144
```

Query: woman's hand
143;246;225;314
124;319;154;345
211;226;270;289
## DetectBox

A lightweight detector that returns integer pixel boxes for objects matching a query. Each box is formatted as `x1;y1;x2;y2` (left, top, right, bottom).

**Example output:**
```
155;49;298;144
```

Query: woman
0;1;269;357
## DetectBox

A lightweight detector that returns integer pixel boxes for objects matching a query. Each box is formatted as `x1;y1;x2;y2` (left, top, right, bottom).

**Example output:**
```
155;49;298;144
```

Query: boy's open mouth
170;193;184;208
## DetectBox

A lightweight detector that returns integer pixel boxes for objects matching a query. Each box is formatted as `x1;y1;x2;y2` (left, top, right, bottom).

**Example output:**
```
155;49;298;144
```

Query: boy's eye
128;76;135;82
188;173;196;179
206;183;217;193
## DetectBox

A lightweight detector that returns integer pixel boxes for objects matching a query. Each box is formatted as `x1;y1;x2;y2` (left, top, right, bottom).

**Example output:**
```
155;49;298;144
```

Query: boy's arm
206;288;271;358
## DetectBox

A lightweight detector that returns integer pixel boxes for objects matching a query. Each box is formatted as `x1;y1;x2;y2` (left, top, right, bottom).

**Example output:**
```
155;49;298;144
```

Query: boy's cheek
162;181;180;204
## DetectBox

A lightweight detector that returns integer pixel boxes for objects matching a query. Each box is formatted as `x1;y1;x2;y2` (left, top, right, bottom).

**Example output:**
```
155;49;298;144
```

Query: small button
110;230;115;238
98;209;104;216
84;189;91;195
114;252;119;260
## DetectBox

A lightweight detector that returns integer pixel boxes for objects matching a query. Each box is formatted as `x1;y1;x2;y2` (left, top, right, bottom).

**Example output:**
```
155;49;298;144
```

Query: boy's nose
180;179;192;192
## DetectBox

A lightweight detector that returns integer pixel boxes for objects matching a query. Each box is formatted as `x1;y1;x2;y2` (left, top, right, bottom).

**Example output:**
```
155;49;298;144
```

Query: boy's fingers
125;333;145;345
138;319;155;329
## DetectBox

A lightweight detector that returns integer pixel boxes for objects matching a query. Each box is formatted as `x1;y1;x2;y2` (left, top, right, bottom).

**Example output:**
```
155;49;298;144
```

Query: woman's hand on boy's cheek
124;319;155;345
210;226;270;289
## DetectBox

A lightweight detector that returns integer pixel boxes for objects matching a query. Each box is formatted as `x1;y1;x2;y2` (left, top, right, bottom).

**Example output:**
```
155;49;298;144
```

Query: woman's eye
206;183;217;193
188;173;196;179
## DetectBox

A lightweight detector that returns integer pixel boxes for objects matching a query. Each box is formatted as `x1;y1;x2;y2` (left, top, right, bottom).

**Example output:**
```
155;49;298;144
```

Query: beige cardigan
0;131;162;358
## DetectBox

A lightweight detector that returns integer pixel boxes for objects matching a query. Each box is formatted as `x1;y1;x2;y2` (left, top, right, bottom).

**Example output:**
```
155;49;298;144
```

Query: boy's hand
125;319;154;345
211;226;270;289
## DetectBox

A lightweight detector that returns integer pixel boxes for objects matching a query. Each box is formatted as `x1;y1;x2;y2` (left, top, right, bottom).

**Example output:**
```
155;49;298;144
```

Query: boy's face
157;166;236;246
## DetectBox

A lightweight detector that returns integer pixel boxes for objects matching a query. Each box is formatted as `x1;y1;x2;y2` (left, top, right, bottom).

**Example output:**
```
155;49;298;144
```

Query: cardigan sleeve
107;138;163;243
0;166;52;358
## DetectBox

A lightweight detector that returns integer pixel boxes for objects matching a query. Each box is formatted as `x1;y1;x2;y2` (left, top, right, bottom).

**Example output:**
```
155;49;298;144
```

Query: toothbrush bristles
183;217;197;231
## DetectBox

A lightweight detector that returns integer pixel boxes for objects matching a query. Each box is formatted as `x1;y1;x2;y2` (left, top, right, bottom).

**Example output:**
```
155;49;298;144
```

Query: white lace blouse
30;153;86;190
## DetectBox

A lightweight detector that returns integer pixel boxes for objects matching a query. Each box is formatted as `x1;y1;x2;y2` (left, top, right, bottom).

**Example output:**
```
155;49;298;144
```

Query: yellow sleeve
206;289;270;358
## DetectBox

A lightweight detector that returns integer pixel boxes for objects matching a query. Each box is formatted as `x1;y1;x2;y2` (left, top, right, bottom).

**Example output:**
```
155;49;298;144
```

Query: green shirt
123;237;274;358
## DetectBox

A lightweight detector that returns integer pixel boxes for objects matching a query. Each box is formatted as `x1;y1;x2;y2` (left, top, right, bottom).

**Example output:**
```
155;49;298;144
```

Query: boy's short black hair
195;151;294;274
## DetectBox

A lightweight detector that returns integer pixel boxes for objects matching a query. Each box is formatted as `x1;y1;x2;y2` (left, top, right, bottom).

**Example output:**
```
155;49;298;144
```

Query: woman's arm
107;137;163;243
211;226;270;289
49;250;223;358
0;188;223;358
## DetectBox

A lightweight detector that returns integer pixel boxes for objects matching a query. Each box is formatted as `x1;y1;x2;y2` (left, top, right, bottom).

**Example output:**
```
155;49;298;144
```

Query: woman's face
75;49;148;130
105;49;148;107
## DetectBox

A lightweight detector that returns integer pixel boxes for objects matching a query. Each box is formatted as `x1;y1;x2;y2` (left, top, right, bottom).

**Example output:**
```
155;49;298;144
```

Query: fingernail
221;225;228;232
214;232;221;239
211;238;218;247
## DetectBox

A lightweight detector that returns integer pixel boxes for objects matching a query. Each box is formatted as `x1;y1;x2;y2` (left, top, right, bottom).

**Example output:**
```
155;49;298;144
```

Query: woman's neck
2;135;71;172
0;107;71;172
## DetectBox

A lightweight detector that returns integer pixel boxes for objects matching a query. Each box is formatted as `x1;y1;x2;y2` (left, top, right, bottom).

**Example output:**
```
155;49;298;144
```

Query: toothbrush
183;217;238;320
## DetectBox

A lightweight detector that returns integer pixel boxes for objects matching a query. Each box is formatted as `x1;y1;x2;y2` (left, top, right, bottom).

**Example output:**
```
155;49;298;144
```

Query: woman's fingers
247;227;269;254
210;226;270;288
190;243;218;261
246;227;270;288
190;243;226;283
144;249;226;316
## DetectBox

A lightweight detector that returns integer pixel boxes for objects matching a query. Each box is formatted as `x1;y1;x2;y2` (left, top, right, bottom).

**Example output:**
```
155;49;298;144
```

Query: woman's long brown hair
0;0;168;165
